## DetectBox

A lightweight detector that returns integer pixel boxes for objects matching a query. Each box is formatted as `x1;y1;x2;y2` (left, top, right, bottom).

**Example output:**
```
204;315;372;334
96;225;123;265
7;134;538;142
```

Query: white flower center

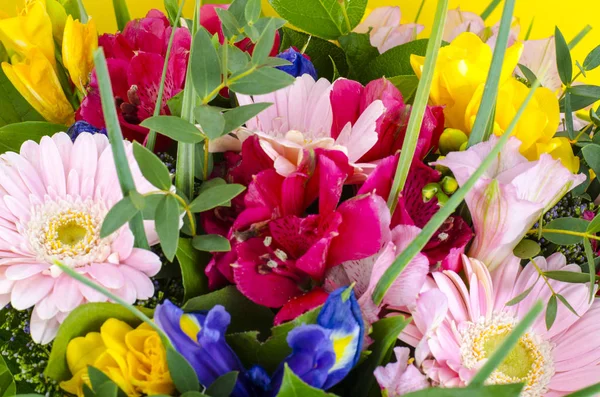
459;313;554;397
26;198;114;269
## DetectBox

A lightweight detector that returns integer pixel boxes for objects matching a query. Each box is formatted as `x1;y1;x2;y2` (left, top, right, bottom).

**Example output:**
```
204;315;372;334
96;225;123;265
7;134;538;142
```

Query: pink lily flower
354;7;424;54
436;136;585;270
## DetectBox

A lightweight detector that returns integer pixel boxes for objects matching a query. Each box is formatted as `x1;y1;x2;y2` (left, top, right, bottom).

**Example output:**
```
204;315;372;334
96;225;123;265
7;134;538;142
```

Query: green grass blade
568;25;592;50
146;0;186;151
468;0;516;146
373;79;542;305
175;0;201;198
564;382;600;397
112;0;131;31
386;0;448;212
77;0;89;23
480;0;501;20
93;48;149;249
469;301;543;386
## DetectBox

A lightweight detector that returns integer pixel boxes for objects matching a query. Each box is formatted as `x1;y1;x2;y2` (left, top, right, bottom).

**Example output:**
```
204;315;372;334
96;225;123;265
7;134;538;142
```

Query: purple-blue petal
276;47;318;79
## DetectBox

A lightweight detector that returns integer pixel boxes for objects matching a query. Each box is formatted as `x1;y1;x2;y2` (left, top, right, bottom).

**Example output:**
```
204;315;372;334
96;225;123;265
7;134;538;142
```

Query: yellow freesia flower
0;0;55;67
410;32;523;134
61;319;175;397
536;137;580;173
62;15;97;92
1;49;74;124
44;0;68;44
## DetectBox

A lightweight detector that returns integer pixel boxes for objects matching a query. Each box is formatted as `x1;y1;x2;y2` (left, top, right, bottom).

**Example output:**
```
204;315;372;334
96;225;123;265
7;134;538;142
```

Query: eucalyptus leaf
583;44;600;71
132;142;172;190
194;105;226;140
227;44;251;73
141;116;205;143
545;294;557;330
229;67;296;95
244;0;261;23
276;364;337;396
215;8;242;39
167;347;200;393
100;196;138;238
513;239;541;259
222;102;272;134
189;184;246;213
583;144;600;177
176;238;209;302
542;218;590;245
506;276;540;306
95;381;119;397
583;237;596;302
587;213;600;233
564;90;574;139
517;63;538;86
557;293;580;317
252;19;277;65
142;194;163;220
192;234;231;252
191;27;222;102
156;195;183;261
555;27;572;85
544;270;595;283
206;371;239;397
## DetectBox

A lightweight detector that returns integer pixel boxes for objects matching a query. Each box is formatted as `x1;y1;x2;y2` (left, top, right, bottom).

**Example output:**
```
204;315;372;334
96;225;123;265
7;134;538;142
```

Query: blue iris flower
67;121;107;142
155;287;364;396
276;47;318;79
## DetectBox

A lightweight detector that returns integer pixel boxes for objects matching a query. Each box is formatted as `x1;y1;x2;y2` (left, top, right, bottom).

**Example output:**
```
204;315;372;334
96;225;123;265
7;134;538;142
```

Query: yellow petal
2;49;73;124
60;368;88;397
101;318;133;357
537;137;580;173
62;15;97;92
65;332;107;375
0;0;55;66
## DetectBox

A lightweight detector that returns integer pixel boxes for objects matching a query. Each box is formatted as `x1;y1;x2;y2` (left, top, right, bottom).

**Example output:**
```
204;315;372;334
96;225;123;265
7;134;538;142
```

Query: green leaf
0;355;16;397
164;0;179;25
583;237;596;302
587;213;600;233
95;381;119;397
557;293;580;317
277;364;337;396
229;67;295;95
132;142;172;190
176;238;209;302
111;0;131;31
191;27;222;102
215;8;243;39
403;384;524;397
555;26;572;85
338;32;379;81
564;90;575;139
228;44;251;73
560;92;600;113
569;84;600;100
388;75;419;102
45;302;153;381
194;142;214;182
194;105;226;140
181;392;210;397
167;346;200;393
360;39;429;84
583;144;600;177
545;270;596;283
0;122;66;154
564;382;600;397
222;102;272;134
142;194;163;220
206;371;239;397
183;286;275;336
545;294;557;330
470;301;543;386
506;276;540;306
513;239;541;259
88;366;112;391
583;45;600;71
0;67;44;127
245;0;261;23
542;217;590;245
156;195;182;261
252;19;277;65
280;27;349;80
269;0;367;40
189;184;246;213
344;316;412;397
517;63;538;86
141;116;205;143
100;196;138;238
94;48;149;249
192;234;231;252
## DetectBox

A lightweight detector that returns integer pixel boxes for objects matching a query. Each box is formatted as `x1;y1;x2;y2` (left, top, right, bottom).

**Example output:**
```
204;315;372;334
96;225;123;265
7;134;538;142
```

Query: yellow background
2;0;600;83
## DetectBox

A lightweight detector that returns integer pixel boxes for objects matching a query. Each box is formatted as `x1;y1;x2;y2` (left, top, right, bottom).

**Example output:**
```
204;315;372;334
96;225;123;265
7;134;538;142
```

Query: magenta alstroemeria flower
436;136;585;270
358;154;473;272
78;10;190;146
330;78;444;164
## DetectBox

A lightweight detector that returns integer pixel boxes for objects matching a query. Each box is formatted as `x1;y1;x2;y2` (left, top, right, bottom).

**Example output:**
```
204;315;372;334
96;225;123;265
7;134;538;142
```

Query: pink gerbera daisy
0;132;165;343
402;253;600;396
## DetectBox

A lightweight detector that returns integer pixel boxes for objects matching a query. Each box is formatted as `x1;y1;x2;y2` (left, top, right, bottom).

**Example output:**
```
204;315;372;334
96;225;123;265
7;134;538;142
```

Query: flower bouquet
0;0;600;396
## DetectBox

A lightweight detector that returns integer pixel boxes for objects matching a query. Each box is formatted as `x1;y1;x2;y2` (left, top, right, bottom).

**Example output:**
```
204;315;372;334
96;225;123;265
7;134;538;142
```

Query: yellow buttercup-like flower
62;15;97;93
411;32;523;134
60;319;175;397
1;49;74;124
0;0;55;67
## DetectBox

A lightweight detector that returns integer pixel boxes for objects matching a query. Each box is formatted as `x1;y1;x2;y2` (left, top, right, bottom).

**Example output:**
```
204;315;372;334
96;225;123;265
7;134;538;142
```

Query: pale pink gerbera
0;132;165;344
402;253;600;396
236;75;385;177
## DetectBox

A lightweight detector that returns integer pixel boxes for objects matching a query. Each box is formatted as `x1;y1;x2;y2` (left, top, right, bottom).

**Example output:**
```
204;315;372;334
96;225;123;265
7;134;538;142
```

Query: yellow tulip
61;319;175;397
2;49;74;124
62;15;97;93
410;32;523;134
0;0;55;67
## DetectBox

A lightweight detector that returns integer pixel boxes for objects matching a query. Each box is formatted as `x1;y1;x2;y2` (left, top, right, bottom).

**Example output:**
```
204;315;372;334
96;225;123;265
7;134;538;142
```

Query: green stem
77;0;89;23
387;0;448;212
480;0;501;20
468;0;516;146
528;228;600;242
94;48;149;249
112;0;132;31
568;24;592;50
414;0;426;23
373;79;542;305
338;0;352;33
146;0;186;152
524;17;535;41
469;301;543;386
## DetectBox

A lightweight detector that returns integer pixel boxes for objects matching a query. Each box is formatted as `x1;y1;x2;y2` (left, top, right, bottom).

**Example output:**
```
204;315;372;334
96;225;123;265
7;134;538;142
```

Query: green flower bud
441;176;458;194
436;191;449;207
422;183;440;202
439;128;469;154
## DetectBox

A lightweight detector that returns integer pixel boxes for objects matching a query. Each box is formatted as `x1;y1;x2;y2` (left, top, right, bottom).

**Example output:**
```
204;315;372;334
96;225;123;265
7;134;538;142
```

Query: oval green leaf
192;234;231;252
156;195;182;261
189;184;246;213
140;116;205;144
132;142;172;190
542;217;590;245
100;196;138;238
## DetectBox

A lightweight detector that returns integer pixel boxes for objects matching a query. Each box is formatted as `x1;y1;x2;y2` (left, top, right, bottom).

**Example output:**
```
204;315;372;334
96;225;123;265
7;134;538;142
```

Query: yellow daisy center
44;210;97;257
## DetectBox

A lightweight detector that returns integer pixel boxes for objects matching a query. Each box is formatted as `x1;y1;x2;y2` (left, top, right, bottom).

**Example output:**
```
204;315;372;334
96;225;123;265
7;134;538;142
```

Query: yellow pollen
43;210;97;258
